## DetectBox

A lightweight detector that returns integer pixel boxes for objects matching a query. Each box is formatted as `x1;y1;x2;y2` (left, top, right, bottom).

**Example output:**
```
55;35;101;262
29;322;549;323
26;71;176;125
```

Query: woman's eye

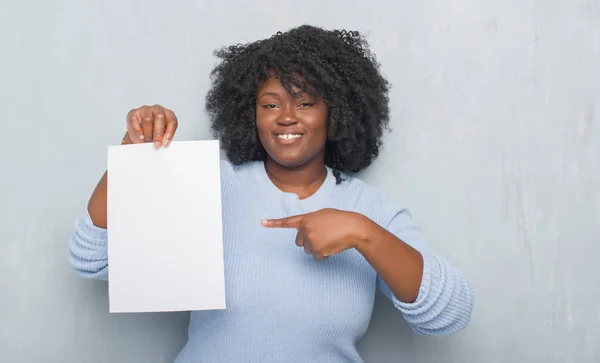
298;103;315;108
262;104;278;109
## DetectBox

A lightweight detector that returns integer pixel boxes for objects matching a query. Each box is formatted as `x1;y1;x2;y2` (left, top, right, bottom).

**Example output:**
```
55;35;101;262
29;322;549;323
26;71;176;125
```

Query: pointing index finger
261;215;303;228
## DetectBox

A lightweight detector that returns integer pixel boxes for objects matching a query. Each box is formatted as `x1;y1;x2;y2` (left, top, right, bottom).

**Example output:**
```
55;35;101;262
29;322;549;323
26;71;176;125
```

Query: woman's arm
263;205;474;336
87;171;109;228
355;209;474;336
354;216;423;303
70;105;178;278
68;136;128;279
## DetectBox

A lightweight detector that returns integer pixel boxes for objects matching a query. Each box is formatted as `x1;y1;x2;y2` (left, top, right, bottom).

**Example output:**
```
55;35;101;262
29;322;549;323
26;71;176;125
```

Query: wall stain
514;181;535;285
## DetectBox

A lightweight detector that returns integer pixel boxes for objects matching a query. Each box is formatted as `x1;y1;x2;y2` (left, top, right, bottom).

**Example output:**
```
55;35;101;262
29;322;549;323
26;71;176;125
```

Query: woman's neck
265;156;327;200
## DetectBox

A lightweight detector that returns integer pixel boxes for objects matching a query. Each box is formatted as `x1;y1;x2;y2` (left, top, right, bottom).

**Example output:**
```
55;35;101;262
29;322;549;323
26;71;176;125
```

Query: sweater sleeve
376;207;474;336
68;207;109;280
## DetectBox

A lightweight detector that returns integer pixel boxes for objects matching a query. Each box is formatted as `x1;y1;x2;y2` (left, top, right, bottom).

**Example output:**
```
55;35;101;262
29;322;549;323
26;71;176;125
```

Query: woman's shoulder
336;171;409;225
336;171;392;204
219;159;260;177
218;159;265;188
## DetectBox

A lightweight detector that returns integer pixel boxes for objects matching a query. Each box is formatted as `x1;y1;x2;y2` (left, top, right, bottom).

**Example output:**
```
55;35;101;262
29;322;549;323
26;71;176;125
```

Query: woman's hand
261;208;370;260
123;105;179;148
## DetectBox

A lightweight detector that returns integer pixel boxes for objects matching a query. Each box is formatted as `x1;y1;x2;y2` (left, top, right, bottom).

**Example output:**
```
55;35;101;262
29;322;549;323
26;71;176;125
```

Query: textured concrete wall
1;0;598;362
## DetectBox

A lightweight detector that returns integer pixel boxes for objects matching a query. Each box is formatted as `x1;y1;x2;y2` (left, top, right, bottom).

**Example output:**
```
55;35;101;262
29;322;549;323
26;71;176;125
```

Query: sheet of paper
107;140;225;313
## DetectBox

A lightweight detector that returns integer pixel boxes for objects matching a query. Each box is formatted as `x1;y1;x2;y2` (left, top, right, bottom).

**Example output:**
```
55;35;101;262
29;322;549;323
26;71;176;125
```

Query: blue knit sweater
69;160;474;363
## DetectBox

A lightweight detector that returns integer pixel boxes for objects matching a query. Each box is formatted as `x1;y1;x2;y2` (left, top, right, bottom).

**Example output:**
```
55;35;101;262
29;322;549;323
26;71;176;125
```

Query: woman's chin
271;156;307;169
265;144;325;170
266;151;310;169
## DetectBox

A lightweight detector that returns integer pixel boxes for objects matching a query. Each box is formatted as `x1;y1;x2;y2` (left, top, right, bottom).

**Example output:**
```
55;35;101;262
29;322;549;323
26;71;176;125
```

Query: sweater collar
251;161;336;206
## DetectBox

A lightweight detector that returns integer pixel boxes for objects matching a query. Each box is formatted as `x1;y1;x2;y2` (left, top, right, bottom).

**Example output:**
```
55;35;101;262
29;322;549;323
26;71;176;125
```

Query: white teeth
277;134;302;140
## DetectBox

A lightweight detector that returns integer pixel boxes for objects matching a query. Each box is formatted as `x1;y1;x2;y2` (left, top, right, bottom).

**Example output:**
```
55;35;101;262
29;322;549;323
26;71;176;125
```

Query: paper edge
106;139;226;313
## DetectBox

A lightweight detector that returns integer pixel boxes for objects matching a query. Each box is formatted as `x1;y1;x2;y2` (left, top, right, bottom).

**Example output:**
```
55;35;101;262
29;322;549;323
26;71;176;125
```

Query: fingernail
164;138;170;147
154;141;161;148
261;219;268;226
139;134;144;139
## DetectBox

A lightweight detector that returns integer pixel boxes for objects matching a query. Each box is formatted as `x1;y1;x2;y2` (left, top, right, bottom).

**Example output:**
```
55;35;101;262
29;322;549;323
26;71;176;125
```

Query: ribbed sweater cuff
80;208;108;240
68;208;109;279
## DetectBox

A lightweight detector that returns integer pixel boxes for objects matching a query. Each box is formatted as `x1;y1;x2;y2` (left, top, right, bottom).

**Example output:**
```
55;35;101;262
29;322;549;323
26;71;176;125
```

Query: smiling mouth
275;133;303;140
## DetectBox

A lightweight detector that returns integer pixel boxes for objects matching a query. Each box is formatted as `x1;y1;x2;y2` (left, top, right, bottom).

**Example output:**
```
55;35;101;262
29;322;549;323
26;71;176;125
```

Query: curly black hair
205;24;391;184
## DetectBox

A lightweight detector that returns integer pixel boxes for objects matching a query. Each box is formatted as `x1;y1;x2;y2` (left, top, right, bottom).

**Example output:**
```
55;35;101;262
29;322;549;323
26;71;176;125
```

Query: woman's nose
277;106;298;125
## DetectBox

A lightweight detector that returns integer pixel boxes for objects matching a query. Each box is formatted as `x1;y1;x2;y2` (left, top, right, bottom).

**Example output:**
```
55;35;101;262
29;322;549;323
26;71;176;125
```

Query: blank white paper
107;140;225;313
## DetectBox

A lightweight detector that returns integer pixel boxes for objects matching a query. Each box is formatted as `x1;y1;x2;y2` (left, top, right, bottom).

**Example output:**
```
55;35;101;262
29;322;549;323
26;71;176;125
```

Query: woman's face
255;75;329;169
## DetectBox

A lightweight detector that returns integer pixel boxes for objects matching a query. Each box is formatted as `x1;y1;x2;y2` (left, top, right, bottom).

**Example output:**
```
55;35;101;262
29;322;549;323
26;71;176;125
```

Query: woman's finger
152;106;167;148
163;109;178;147
126;110;144;143
303;242;312;255
140;107;154;142
295;231;305;247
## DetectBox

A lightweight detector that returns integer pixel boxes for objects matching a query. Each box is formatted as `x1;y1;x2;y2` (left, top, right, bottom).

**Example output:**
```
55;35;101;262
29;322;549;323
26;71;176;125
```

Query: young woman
70;25;474;362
